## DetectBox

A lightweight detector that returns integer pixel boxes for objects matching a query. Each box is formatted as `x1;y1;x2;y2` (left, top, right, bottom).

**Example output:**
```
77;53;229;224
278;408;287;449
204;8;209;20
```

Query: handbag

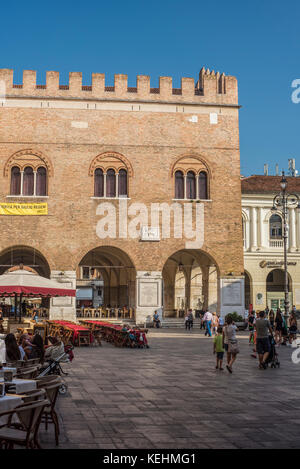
229;339;239;354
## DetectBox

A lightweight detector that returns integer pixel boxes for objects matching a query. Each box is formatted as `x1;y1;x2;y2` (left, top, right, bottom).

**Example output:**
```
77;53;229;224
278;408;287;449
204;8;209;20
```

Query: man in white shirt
203;310;213;337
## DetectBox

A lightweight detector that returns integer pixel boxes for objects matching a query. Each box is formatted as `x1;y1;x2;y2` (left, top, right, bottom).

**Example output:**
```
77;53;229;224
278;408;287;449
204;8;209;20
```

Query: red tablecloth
52;320;93;343
83;320;148;345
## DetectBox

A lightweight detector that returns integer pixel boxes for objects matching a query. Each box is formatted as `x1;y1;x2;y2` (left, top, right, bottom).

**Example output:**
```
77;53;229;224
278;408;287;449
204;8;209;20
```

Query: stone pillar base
49;270;76;322
135;271;162;325
220;276;245;318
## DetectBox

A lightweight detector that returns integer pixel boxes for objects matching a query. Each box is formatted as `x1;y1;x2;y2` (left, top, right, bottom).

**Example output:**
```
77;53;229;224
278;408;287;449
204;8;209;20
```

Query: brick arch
4;149;54;177
88;152;134;177
170;154;211;177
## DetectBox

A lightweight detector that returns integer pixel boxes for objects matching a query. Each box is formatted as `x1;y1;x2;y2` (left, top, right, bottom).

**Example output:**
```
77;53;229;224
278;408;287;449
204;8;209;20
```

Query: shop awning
0;269;76;297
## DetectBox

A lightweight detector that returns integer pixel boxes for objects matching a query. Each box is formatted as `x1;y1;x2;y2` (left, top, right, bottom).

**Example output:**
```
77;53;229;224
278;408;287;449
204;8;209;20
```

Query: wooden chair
16;366;39;379
0;399;49;449
36;376;61;388
78;330;91;346
40;381;62;446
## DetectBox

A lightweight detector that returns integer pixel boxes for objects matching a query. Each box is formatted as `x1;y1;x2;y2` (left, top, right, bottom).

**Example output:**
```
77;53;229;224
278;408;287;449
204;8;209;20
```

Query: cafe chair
0;399;49;449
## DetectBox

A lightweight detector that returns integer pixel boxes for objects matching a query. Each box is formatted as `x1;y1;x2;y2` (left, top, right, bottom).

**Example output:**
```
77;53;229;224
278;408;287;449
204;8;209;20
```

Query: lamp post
271;171;300;320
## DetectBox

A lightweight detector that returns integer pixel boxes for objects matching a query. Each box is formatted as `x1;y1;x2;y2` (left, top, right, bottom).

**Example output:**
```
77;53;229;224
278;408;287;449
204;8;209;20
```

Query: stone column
116;173;119;198
289;208;296;252
49;270;77;322
33;171;37;196
136;271;163;325
184;174;187;199
103;173;107;197
20;171;24;195
250;207;257;251
220;276;245;318
257;207;264;249
208;266;218;312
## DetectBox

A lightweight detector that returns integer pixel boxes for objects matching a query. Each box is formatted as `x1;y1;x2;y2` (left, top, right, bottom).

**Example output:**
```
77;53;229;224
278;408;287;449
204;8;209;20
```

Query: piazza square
0;0;300;457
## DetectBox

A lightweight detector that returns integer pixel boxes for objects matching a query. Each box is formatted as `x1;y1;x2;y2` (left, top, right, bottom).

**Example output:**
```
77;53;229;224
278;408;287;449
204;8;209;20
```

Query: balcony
269;239;284;248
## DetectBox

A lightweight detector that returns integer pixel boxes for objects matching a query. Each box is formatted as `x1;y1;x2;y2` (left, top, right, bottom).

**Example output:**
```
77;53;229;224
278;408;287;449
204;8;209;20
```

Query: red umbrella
0;269;75;297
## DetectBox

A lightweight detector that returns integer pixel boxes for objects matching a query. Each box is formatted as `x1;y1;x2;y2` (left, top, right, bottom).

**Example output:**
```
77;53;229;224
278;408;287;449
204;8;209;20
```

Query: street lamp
272;171;300;319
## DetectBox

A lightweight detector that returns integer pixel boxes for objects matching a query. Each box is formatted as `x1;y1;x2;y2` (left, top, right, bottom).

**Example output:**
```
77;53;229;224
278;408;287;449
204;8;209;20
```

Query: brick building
0;66;244;323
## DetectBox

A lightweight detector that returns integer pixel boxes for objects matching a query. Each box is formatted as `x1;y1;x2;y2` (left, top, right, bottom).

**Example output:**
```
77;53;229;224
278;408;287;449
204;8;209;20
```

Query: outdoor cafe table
0;394;23;426
52;320;93;344
0;367;17;378
0;378;37;394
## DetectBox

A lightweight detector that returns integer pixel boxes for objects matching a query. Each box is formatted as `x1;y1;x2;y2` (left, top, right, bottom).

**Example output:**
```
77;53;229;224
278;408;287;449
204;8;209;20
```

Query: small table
0;367;17;378
0;394;23;425
0;378;37;394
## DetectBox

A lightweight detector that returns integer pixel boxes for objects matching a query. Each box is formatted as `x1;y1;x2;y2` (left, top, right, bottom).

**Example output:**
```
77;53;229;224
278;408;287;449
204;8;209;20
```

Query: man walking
255;310;273;369
203;310;213;337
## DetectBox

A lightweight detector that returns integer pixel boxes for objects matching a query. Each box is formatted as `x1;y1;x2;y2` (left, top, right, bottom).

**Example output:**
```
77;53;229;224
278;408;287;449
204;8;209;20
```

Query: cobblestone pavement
39;329;300;449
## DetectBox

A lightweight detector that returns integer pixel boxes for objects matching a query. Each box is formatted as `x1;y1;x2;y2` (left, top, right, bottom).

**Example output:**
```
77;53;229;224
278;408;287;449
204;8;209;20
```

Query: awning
0;269;76;297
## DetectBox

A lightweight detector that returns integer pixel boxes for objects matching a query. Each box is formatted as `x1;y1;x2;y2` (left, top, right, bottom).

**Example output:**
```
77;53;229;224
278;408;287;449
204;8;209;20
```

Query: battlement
0;67;238;106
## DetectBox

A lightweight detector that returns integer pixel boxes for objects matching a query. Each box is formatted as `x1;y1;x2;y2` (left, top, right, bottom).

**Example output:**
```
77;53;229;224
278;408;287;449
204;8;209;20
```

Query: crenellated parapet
0;67;238;105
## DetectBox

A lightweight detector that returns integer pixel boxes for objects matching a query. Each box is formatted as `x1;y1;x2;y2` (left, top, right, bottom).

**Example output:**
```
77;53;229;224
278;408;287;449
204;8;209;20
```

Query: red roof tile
241;175;300;194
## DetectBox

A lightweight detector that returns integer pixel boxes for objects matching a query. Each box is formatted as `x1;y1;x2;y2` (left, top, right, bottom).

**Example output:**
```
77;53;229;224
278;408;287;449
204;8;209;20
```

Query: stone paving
39;328;300;449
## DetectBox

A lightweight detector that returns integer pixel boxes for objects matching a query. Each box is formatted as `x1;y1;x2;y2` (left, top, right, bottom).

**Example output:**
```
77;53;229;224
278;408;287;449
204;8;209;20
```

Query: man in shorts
255;310;273;369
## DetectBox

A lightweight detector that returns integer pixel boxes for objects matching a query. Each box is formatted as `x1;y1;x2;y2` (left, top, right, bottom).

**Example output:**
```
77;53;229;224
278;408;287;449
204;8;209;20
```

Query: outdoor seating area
0;363;63;448
80;320;149;348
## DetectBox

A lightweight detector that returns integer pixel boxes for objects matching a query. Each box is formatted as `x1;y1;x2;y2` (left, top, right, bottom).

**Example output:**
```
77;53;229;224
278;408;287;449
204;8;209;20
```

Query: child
213;326;224;370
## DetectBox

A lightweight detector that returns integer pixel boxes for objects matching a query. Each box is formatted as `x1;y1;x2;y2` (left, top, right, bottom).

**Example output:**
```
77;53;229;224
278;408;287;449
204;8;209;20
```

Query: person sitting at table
153;311;160;328
44;336;66;362
25;333;45;364
5;333;21;363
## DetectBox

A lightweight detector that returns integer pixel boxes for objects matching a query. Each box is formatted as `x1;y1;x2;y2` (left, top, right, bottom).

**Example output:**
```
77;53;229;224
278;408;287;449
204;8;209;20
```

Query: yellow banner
0;203;48;216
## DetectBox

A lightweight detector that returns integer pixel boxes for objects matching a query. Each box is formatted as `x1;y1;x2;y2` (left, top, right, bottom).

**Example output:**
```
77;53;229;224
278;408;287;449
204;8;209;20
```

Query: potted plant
226;312;247;330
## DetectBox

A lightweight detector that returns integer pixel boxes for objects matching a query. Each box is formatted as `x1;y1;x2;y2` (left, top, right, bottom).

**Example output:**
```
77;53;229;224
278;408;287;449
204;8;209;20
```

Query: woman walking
225;316;239;373
275;309;283;344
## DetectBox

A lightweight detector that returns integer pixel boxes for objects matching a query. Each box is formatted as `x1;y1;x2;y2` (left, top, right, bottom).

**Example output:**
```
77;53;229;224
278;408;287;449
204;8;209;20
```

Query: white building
242;175;300;312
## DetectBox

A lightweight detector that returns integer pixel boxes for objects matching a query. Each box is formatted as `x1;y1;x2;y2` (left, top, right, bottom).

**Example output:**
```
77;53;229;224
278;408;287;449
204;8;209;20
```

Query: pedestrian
226;316;239;373
203;310;213;337
255;310;273;369
187;309;194;330
248;310;255;345
275;309;283;344
289;312;298;344
213;326;224;370
212;312;219;335
185;312;190;331
269;309;275;330
222;317;229;364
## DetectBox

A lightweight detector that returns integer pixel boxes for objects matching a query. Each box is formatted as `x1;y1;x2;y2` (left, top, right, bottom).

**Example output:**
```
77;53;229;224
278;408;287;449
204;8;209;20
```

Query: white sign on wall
140;226;160;241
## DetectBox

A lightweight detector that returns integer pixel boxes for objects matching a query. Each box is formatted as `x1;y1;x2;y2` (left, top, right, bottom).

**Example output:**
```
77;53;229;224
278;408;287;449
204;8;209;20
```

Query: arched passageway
162;249;219;318
77;246;136;319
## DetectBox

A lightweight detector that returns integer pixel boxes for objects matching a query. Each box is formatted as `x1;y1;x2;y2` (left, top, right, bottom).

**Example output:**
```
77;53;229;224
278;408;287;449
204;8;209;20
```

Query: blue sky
1;0;299;176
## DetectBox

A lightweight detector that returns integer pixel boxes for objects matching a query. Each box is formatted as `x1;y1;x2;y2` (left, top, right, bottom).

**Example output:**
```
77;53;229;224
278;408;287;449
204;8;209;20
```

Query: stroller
37;344;74;394
265;335;280;368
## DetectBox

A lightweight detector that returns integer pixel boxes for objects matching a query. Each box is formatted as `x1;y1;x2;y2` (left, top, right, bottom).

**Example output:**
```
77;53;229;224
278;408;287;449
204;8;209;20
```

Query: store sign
0;203;48;216
260;260;297;268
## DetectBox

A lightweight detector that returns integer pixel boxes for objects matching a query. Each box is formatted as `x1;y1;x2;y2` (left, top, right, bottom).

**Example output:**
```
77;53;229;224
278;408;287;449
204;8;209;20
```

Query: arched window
118;169;128;197
23;167;34;196
106;169;116;197
186;171;196;199
10;166;21;195
269;214;282;239
36;167;47;196
94;168;104;197
175;171;184;199
198;171;208;199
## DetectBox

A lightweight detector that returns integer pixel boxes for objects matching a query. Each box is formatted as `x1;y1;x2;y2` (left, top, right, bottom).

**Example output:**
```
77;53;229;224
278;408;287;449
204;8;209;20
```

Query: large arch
77;246;136;316
162;249;219;317
0;245;51;318
266;268;292;311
